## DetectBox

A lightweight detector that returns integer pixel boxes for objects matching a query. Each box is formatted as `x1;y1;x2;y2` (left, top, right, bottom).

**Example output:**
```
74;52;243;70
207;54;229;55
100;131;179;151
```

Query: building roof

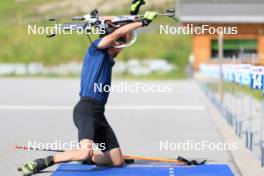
177;0;264;23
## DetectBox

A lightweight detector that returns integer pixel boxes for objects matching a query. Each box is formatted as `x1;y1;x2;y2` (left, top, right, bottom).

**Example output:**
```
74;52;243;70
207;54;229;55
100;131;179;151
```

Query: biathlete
18;1;157;175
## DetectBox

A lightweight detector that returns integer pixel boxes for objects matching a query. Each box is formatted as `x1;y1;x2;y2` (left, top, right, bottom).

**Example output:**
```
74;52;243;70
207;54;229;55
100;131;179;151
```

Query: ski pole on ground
15;145;206;165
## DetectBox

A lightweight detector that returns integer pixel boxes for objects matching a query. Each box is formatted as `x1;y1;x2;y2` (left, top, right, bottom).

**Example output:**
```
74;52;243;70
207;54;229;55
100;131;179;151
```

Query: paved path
0;79;240;175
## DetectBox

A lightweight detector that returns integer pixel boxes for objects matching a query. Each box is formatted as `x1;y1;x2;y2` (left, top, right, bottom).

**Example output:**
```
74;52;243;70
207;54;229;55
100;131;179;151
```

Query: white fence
200;64;264;91
200;63;264;166
0;59;174;76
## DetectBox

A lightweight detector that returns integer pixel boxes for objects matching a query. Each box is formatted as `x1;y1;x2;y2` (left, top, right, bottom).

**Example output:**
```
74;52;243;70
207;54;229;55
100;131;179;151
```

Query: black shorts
73;97;119;152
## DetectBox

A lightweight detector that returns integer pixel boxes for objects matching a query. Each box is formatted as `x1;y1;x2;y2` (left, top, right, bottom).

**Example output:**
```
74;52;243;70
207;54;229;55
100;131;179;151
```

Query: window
211;39;257;59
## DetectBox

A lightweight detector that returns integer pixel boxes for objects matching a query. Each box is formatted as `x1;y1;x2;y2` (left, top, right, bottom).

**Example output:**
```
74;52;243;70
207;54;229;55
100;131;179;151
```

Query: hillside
0;0;191;78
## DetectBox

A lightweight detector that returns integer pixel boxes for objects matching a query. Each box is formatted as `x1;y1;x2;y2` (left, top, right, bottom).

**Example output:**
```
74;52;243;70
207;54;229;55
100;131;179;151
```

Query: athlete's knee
106;148;123;167
111;158;123;167
112;161;123;167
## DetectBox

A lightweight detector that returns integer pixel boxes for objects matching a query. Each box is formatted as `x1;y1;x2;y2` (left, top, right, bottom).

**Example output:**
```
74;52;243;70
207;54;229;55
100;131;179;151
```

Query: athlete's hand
141;11;157;26
130;0;145;15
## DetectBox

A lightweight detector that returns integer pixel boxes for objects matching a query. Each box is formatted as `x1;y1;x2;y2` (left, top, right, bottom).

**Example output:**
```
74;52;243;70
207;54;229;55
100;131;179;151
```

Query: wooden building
177;0;264;70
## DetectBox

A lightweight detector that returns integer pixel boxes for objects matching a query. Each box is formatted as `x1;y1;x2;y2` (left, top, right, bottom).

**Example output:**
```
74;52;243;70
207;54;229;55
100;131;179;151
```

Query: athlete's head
107;32;133;58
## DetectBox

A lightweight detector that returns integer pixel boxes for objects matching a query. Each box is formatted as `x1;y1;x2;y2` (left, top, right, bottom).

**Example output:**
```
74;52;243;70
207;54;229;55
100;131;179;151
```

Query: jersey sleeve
88;38;105;55
91;38;103;49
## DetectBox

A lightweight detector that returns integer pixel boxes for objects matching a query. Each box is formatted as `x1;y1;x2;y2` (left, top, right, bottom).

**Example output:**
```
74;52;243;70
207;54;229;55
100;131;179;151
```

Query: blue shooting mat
52;162;234;176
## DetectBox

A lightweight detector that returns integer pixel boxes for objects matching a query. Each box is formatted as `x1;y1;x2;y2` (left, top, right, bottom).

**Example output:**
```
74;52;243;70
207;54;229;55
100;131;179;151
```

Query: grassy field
0;0;191;78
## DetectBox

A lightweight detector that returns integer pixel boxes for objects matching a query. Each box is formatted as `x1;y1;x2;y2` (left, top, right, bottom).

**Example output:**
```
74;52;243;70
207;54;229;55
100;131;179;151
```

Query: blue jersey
79;38;115;104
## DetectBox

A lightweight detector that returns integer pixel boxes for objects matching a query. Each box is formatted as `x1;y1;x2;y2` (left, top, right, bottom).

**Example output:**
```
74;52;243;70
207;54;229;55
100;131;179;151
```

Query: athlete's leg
53;141;122;166
53;139;93;163
18;139;120;176
92;115;124;166
92;147;123;166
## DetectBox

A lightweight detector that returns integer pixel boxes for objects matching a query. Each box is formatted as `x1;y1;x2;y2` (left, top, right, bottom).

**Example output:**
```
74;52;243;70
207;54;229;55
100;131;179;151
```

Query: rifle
46;8;177;47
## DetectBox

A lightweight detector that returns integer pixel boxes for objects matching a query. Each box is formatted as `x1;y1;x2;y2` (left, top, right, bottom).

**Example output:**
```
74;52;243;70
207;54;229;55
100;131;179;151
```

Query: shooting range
1;0;264;176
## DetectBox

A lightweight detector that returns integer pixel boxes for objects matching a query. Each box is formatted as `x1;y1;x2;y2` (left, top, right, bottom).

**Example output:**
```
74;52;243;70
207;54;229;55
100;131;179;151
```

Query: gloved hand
130;0;145;15
141;11;157;26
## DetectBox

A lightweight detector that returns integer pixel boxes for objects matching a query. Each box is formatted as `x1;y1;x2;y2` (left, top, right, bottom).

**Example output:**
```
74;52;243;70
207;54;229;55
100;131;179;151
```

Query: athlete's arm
97;11;157;49
97;22;143;49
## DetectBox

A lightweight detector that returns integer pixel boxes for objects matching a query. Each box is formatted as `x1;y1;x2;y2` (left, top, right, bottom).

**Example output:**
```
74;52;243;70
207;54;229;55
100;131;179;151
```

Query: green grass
206;82;264;101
